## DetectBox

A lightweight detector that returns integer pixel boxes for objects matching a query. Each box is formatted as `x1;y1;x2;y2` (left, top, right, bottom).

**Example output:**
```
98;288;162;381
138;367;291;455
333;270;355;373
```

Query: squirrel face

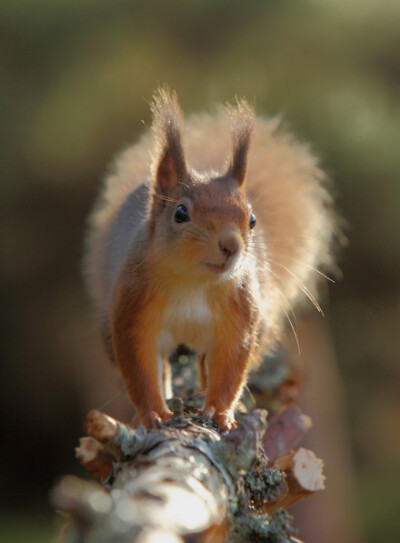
149;172;256;282
148;90;256;284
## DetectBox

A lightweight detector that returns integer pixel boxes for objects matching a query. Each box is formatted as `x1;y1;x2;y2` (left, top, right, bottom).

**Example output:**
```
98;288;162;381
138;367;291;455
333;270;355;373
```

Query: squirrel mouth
203;261;229;275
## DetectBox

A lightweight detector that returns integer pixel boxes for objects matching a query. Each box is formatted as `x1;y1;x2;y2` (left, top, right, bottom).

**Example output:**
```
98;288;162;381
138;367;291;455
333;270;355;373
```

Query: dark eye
174;204;191;223
249;212;256;229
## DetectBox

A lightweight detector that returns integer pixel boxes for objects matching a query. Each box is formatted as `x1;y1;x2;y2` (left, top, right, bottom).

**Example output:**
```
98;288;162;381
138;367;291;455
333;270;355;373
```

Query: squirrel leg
203;344;250;431
198;353;208;392
117;344;172;427
112;292;172;428
162;356;173;400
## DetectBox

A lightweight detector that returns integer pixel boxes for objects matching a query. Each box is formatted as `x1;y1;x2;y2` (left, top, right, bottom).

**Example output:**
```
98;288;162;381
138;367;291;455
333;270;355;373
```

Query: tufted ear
151;88;187;194
226;98;255;186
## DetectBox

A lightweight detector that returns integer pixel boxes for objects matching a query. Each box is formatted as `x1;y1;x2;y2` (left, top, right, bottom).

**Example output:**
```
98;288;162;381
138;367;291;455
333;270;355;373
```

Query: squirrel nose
219;235;240;259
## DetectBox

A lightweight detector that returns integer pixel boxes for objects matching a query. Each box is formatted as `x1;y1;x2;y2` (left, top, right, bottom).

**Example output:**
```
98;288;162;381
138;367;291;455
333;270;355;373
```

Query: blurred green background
1;1;399;542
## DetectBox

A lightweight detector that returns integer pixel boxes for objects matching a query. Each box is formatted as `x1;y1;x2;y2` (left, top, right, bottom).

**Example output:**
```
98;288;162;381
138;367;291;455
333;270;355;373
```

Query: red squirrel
84;88;337;431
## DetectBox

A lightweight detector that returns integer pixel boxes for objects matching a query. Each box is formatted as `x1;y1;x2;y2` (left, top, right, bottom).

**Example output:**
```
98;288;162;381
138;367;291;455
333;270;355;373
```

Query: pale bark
53;405;324;542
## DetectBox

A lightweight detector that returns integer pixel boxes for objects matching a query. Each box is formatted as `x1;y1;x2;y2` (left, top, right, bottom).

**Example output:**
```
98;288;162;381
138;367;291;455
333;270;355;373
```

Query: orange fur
84;88;338;430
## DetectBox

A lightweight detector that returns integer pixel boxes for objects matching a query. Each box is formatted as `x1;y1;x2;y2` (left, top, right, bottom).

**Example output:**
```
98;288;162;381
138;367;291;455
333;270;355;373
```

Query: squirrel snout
218;234;241;259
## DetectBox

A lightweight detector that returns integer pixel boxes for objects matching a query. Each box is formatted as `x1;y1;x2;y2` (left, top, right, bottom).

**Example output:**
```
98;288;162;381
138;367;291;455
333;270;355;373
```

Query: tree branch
54;404;324;542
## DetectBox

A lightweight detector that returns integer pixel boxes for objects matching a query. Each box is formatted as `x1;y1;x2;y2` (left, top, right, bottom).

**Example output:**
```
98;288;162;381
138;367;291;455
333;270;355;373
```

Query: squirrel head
148;88;256;283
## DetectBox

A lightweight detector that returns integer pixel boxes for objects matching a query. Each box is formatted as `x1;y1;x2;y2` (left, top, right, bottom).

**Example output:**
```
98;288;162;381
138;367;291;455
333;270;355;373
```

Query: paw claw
202;406;236;432
142;409;173;429
201;406;216;421
149;411;162;428
160;410;173;422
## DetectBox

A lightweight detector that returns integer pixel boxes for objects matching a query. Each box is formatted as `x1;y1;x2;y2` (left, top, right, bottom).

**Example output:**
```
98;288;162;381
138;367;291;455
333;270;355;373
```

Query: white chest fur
165;288;212;324
159;287;214;355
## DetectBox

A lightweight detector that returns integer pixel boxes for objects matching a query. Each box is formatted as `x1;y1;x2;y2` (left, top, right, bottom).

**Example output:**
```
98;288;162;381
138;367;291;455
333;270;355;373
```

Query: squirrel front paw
202;405;237;432
141;409;173;429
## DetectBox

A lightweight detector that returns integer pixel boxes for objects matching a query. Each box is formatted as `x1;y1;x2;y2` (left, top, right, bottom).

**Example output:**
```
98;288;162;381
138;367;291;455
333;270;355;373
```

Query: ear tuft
151;87;186;194
226;98;255;186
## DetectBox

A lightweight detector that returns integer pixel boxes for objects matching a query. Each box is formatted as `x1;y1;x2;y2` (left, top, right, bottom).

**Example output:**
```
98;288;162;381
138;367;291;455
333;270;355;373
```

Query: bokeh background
1;1;399;542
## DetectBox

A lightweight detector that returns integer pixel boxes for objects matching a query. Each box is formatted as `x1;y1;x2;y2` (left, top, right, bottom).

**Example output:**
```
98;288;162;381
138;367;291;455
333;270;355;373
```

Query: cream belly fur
159;287;214;357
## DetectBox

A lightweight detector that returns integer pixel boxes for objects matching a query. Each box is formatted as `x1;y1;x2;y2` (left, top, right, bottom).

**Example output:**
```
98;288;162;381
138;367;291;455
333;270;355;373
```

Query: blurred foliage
356;464;400;542
1;1;399;541
0;515;55;543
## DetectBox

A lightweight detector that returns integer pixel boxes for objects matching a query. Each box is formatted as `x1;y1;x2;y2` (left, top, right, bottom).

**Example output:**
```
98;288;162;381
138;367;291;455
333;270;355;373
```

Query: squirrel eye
249;212;256;229
174;204;191;223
